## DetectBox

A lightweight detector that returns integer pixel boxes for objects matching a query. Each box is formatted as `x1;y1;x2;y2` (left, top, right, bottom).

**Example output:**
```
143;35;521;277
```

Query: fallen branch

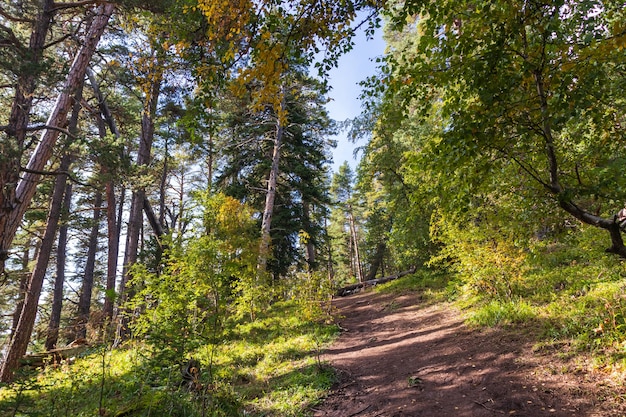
20;341;90;368
347;404;371;417
473;400;505;414
335;266;417;297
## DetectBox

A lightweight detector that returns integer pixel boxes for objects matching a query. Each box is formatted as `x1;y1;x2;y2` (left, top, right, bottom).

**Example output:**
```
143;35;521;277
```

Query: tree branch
51;0;110;12
23;124;76;138
0;6;34;23
19;167;91;188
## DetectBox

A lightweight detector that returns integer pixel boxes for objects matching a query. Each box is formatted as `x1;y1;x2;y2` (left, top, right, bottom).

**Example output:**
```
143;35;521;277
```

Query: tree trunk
45;77;83;350
348;208;364;282
103;181;118;323
558;200;626;257
302;201;316;272
364;242;387;282
0;3;115;274
0;0;55;269
11;241;38;339
258;88;286;275
44;176;73;351
1;153;71;382
115;62;162;343
336;266;417;297
87;66;121;325
74;191;102;340
159;137;168;227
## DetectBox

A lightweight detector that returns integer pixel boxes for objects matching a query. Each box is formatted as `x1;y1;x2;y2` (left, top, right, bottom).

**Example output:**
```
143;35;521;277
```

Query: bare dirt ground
312;290;626;417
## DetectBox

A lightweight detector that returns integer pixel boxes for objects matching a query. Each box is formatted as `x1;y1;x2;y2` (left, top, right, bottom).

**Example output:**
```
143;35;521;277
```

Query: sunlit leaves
128;192;260;357
175;0;381;116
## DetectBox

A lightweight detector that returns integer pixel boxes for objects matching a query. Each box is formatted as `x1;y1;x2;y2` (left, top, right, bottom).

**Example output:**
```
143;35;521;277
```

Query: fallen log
20;340;90;368
335;266;417;297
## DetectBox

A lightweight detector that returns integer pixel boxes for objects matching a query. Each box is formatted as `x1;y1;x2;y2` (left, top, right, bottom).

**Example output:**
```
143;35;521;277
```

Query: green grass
0;301;340;417
466;299;536;327
374;268;450;303
371;230;626;374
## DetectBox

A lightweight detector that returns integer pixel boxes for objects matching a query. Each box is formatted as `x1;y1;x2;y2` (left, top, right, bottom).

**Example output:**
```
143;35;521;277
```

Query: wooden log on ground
336;266;417;297
20;340;90;368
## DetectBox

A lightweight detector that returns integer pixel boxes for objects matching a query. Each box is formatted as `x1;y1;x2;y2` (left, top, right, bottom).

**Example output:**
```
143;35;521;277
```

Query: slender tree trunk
348;209;363;282
325;217;334;281
115;64;162;343
73;191;102;340
45;76;83;350
159;137;168;227
0;3;115;274
0;0;55;268
87;66;121;325
258;89;286;275
364;242;386;281
207;133;214;191
1;153;71;382
11;240;38;339
302;201;316;272
103;182;118;322
44;178;73;351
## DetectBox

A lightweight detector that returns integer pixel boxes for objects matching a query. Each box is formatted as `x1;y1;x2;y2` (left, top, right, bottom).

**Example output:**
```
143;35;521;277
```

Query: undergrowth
0;301;339;417
377;225;626;372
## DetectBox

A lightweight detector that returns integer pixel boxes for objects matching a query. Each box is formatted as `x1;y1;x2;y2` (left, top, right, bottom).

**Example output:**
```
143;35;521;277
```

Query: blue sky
325;24;386;172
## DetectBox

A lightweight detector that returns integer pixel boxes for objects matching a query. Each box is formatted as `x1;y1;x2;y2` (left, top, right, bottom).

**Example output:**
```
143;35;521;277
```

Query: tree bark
302;201;316;272
0;4;114;382
364;242;387;282
103;181;119;323
258;88;285;275
348;208;364;282
0;3;115;274
74;191;102;340
45;76;83;350
87;66;121;324
1;152;71;382
44;173;73;351
0;0;55;268
11;240;38;339
115;59;162;343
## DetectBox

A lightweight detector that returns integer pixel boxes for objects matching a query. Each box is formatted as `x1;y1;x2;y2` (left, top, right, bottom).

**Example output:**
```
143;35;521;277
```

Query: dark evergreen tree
216;68;336;279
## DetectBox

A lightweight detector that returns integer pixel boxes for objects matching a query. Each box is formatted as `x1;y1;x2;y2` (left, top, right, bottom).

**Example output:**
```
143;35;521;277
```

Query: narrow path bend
313;291;622;417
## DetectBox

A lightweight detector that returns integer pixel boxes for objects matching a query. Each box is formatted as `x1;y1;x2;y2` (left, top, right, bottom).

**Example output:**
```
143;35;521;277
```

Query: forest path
312;290;624;417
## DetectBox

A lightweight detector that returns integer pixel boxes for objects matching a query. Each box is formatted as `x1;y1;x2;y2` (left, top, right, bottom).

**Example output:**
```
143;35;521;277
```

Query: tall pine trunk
74;191;102;340
11;240;39;339
103;182;119;323
1;152;71;381
0;0;55;269
258;89;286;276
45;77;83;350
87;67;121;326
44;176;73;351
0;3;115;275
115;63;162;343
348;208;363;282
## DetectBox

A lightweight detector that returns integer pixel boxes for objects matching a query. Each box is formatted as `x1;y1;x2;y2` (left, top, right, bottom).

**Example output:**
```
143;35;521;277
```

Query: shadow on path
313;291;617;417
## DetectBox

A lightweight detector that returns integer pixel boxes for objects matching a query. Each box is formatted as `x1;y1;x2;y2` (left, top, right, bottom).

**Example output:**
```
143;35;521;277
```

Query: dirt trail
313;290;625;417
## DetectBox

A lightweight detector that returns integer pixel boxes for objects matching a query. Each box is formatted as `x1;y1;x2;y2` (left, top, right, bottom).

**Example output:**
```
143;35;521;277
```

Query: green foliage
286;270;335;322
467;300;536;327
367;0;626;260
375;268;450;303
0;301;338;416
430;213;529;301
127;192;261;363
216;68;335;279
